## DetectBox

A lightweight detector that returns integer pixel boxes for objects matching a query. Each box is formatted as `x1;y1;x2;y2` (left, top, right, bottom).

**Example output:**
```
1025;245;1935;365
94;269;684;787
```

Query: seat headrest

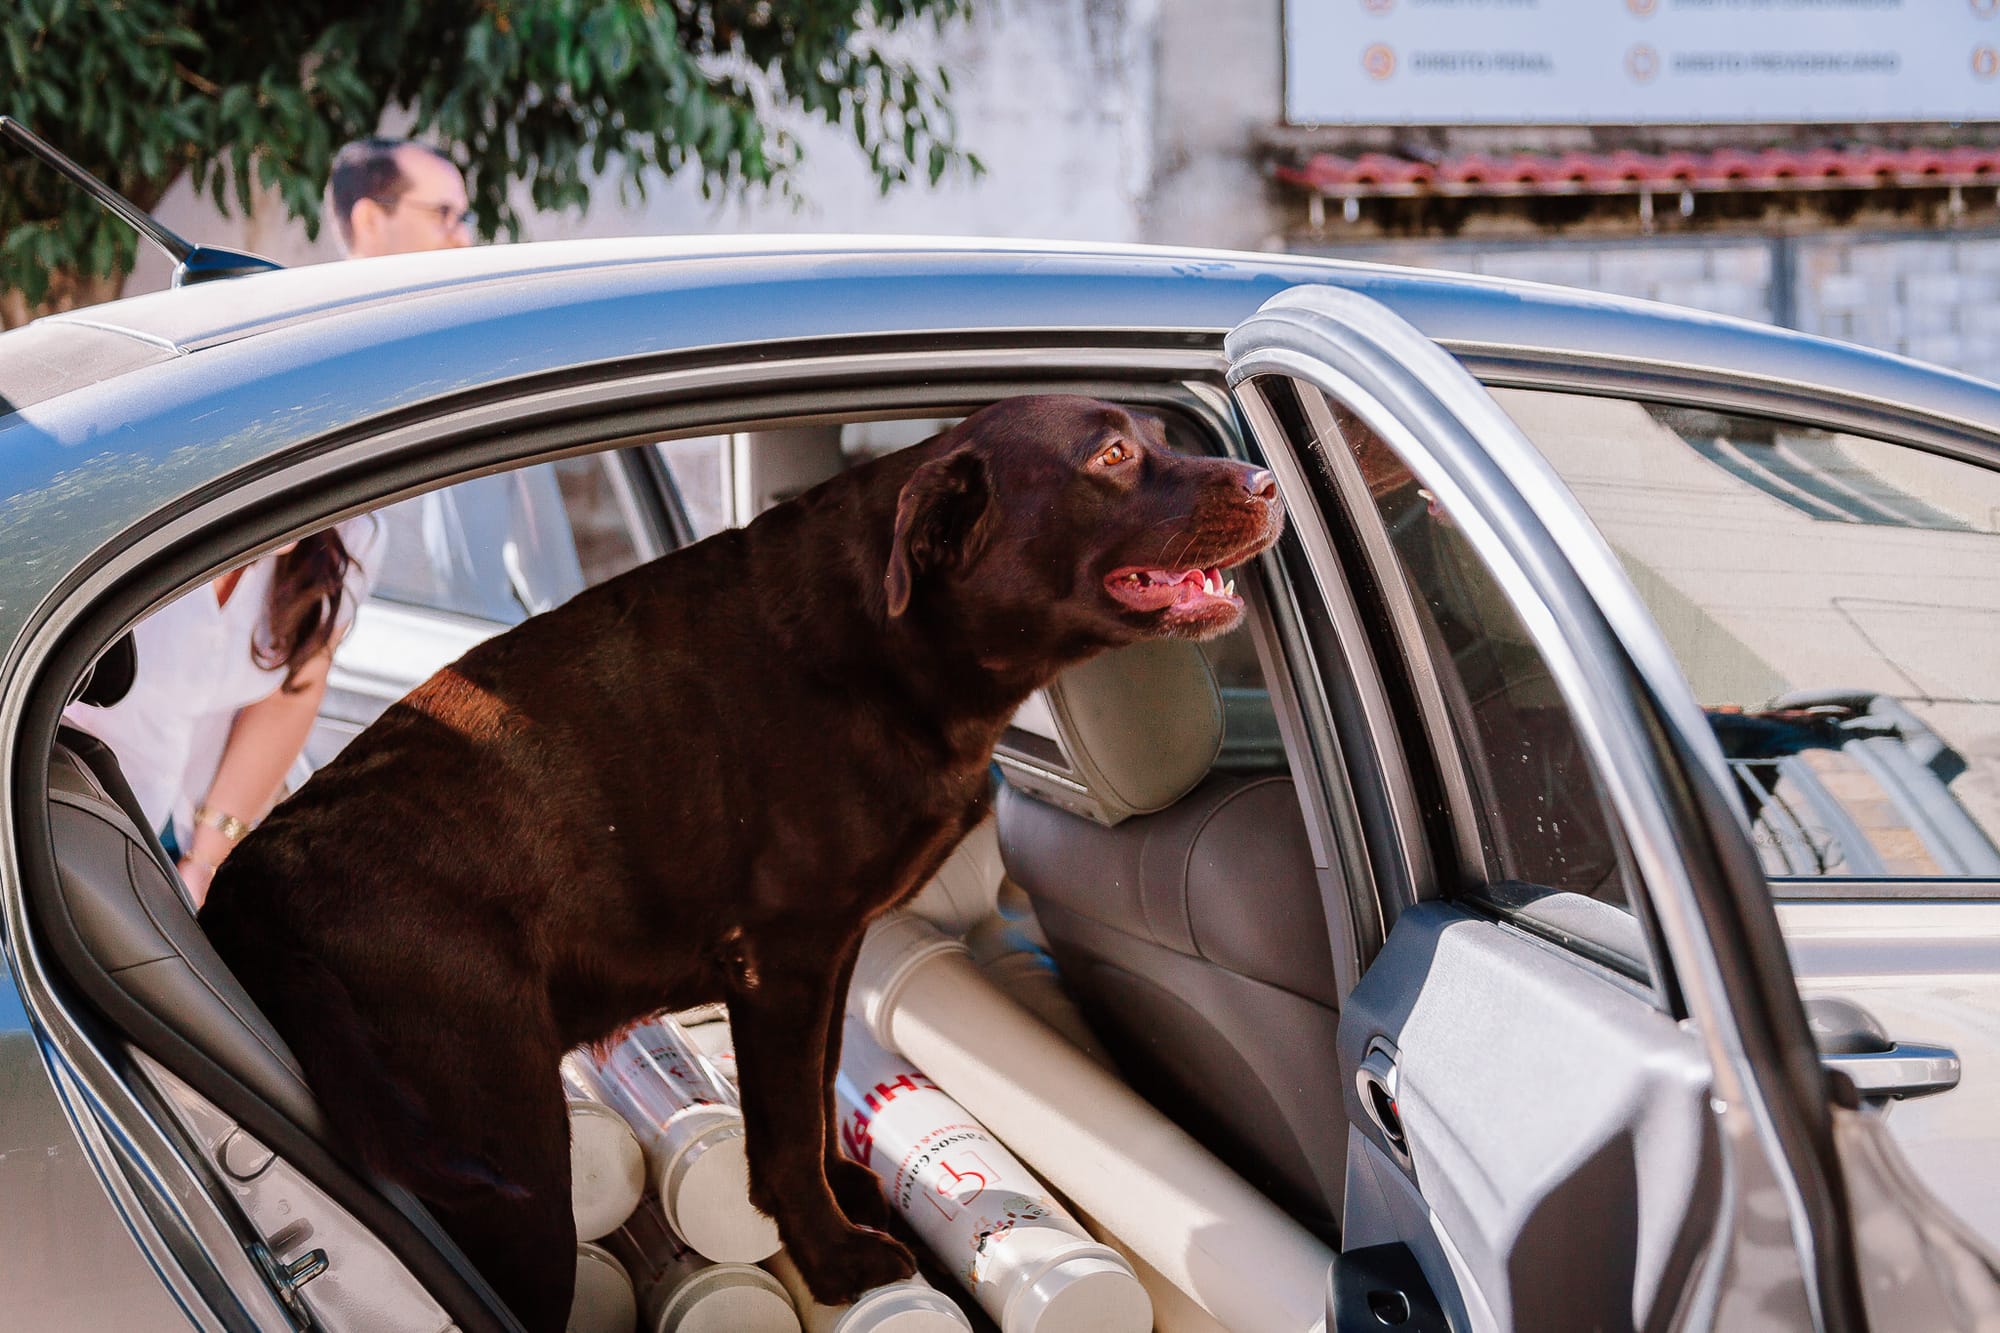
996;638;1222;826
71;631;137;707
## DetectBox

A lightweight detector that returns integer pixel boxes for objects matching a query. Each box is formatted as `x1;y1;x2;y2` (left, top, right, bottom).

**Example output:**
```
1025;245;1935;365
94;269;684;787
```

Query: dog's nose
1244;468;1278;500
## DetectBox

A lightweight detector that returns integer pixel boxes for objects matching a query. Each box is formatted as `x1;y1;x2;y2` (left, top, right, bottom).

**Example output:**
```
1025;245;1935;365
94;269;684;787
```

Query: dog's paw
793;1225;918;1306
826;1156;896;1233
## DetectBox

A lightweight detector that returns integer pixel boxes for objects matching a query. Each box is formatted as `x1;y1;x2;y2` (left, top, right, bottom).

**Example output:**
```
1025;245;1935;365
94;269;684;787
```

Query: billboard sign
1285;0;2000;125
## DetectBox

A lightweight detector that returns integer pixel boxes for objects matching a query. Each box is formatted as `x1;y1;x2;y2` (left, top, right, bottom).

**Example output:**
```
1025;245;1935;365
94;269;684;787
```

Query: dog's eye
1094;442;1134;468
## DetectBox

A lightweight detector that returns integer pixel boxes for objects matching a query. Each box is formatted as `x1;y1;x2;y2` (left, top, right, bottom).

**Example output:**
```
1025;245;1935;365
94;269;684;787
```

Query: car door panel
1339;903;1719;1333
1489;384;2000;1262
1782;898;2000;1239
1226;283;1874;1330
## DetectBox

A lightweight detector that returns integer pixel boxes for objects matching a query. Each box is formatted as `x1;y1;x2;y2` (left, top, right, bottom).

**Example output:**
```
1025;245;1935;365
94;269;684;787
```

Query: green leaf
3;26;30;79
1;0;981;318
218;84;252;126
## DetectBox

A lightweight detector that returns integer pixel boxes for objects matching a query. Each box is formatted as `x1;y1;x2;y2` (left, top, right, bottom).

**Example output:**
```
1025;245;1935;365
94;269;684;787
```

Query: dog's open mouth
1102;564;1241;614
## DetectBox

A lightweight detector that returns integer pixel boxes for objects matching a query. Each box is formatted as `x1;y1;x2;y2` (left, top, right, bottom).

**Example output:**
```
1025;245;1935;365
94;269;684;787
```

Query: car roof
13;234;1998;414
2;234;1997;654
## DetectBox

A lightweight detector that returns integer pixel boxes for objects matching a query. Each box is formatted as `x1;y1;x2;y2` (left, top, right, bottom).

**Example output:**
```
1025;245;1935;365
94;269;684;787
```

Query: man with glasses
321;133;558;681
325;136;474;258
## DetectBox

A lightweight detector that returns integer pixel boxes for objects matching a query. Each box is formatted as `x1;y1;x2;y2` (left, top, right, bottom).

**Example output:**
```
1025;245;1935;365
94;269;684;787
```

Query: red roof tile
1274;146;2000;198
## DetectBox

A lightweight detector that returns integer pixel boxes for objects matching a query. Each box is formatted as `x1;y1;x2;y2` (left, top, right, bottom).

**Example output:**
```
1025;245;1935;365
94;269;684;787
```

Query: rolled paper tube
570;1241;638;1333
848;912;1334;1333
765;1248;973;1333
834;1019;1150;1333
681;1018;739;1091
568;1016;781;1262
1076;1211;1230;1333
605;1199;801;1333
971;948;1109;1068
901;815;1006;936
567;1096;648;1241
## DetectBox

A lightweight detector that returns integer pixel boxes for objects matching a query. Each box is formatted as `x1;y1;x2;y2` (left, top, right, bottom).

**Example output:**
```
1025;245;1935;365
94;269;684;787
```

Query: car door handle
1805;996;1960;1101
1821;1043;1961;1100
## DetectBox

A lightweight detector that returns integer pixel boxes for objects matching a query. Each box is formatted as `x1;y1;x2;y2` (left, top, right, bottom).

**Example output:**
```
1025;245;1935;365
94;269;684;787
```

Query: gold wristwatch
192;804;253;844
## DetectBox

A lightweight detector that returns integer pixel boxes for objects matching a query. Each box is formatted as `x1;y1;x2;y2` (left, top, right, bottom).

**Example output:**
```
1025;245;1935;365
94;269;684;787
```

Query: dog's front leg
819;933;897;1234
727;931;916;1305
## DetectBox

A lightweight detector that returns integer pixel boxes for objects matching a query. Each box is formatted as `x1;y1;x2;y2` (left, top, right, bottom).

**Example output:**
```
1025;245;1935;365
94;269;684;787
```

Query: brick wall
1794;234;2000;382
1311;229;2000;387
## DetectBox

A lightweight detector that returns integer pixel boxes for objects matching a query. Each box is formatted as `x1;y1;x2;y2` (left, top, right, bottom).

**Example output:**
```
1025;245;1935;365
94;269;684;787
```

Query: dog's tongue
1108;565;1235;609
1164;567;1224;596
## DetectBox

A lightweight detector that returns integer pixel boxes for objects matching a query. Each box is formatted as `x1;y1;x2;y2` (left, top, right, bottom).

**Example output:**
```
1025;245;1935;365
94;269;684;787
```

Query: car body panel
0;950;196;1330
1779;897;2000;1241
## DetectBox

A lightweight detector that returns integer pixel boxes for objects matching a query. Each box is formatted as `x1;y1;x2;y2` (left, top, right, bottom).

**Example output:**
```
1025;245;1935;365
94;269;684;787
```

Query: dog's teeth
1225;579;1235;597
1203;574;1216;594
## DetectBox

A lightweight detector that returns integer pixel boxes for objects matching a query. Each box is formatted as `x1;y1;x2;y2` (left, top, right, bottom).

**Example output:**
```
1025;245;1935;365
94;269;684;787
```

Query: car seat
994;639;1347;1236
38;727;523;1332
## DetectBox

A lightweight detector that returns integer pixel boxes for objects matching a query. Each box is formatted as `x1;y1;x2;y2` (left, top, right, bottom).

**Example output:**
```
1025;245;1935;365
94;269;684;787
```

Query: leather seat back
44;729;328;1137
995;644;1346;1233
40;728;522;1331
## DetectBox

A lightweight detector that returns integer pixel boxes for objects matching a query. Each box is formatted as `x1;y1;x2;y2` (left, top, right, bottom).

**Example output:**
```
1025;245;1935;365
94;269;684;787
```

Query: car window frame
1457;346;2000;906
1235;368;1668;1001
8;336;1387;1333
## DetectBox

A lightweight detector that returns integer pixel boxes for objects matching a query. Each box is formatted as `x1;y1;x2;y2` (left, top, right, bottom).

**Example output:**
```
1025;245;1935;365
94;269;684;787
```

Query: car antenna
0;115;283;288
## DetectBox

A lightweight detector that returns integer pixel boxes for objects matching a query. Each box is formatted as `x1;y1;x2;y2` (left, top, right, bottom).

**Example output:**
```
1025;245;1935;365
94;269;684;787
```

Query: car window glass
1202;627;1286;775
550;455;648;586
370;462;589;624
1501;389;2000;883
1261;377;1650;983
366;453;649;623
666;420;963;536
308;454;653;779
657;436;731;541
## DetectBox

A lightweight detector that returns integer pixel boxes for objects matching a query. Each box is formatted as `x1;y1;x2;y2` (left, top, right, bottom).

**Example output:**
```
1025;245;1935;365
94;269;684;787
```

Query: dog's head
883;395;1285;658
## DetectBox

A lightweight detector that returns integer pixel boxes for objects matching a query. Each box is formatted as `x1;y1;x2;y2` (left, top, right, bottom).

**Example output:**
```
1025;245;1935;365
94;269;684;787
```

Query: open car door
1222;285;1943;1332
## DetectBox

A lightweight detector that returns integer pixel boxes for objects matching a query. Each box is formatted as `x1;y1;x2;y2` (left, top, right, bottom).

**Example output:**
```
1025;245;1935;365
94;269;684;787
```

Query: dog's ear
884;448;994;617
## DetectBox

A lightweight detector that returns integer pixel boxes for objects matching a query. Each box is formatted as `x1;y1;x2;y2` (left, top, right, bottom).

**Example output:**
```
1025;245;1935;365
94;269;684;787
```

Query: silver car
3;236;1998;1332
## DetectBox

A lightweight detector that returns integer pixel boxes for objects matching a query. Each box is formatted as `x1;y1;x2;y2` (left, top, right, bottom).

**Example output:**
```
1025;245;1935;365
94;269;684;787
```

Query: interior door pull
1822;1043;1961;1100
1357;1045;1411;1164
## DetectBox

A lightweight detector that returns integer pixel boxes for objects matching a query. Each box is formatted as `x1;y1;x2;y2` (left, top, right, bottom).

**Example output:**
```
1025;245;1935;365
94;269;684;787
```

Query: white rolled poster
604;1199;801;1333
567;1015;781;1263
563;1058;649;1241
765;1247;972;1333
569;1241;638;1333
833;1019;1149;1333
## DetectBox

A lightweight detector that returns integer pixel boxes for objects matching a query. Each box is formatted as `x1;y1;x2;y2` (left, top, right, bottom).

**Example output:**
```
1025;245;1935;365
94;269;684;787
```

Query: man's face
347;147;472;258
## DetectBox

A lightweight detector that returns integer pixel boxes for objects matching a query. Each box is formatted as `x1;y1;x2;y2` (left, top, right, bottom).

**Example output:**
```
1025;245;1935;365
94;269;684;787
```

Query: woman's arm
177;646;334;904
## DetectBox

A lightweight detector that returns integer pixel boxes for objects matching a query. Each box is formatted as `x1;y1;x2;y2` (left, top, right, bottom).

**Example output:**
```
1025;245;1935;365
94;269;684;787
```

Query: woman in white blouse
65;515;386;904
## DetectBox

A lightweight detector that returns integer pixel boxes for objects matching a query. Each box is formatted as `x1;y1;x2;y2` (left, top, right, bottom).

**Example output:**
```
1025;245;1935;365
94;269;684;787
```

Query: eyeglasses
380;196;474;231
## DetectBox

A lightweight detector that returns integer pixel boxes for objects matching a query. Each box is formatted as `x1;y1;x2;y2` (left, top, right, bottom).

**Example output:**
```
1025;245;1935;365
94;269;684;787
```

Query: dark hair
255;530;356;691
324;136;453;250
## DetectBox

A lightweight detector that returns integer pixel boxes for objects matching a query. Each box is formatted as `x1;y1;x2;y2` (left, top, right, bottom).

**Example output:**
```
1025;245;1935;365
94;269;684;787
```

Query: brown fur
197;395;1283;1331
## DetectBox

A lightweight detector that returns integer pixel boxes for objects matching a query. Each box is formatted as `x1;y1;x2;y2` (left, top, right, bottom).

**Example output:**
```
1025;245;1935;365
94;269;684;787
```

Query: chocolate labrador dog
198;394;1283;1331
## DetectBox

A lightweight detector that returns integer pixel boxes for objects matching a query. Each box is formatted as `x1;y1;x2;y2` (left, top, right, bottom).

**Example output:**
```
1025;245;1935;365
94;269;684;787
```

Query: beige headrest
996;639;1223;826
